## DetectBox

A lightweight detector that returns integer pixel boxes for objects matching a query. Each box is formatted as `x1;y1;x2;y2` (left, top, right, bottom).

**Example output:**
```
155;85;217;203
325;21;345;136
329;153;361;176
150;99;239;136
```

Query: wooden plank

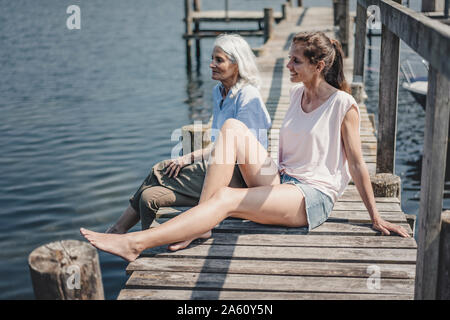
191;10;283;22
139;233;417;249
311;222;412;236
154;217;412;236
125;271;415;295
126;257;416;279
117;288;413;300
140;243;417;264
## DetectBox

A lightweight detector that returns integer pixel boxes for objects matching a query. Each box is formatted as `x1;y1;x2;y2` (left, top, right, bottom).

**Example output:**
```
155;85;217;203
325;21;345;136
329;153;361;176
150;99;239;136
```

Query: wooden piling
370;173;401;200
263;8;274;43
194;0;201;70
182;123;211;156
336;0;350;57
376;0;401;174
353;2;367;82
437;210;450;300
28;240;104;300
415;67;450;300
184;0;193;72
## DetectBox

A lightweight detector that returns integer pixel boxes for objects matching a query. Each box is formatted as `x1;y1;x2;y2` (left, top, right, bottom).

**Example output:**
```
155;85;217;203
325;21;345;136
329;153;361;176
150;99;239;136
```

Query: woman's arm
341;105;410;238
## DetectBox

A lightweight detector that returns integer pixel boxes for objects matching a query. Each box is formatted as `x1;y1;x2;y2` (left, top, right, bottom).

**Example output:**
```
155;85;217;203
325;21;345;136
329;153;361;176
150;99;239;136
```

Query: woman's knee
140;187;174;212
211;186;235;215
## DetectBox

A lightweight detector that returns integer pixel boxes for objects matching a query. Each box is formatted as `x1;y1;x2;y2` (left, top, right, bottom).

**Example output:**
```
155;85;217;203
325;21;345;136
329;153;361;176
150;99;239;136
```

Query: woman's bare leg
80;183;306;262
106;205;140;234
80;119;288;261
168;118;279;250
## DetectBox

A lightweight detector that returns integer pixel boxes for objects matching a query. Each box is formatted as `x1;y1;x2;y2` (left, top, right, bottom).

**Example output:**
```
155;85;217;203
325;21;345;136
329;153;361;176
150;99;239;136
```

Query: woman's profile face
209;47;239;83
286;43;316;83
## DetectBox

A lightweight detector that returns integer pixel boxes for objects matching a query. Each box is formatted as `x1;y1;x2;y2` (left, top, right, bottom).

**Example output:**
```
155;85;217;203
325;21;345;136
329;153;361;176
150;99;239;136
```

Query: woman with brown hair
80;31;410;262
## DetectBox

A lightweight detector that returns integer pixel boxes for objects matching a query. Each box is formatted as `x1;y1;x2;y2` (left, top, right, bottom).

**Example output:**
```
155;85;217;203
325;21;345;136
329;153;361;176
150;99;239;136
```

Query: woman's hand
164;155;192;178
372;217;411;238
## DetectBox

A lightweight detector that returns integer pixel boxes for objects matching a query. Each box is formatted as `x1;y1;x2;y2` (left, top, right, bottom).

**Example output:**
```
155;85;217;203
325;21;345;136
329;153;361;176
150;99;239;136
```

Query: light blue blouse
211;83;271;149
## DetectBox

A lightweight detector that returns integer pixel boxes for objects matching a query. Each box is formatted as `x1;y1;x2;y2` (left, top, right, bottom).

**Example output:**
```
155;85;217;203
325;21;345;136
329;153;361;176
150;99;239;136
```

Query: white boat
400;59;428;109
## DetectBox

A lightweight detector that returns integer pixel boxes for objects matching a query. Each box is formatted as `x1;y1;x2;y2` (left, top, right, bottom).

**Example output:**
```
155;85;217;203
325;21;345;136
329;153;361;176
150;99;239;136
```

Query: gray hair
213;34;261;96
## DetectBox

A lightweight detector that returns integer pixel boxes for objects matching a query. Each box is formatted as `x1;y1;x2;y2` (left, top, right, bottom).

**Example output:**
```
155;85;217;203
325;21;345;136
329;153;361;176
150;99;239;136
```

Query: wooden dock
117;5;419;300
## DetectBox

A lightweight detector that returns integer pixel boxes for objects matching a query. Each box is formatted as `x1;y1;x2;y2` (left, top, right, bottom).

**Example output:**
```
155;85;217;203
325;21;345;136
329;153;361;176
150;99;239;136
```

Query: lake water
1;0;448;299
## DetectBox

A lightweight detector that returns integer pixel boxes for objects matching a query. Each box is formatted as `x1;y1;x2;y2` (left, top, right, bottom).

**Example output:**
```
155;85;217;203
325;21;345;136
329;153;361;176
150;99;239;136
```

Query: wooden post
263;8;274;43
182;123;211;157
404;213;417;235
415;67;450;300
28;240;104;300
193;0;201;72
376;0;401;174
353;2;367;83
351;82;367;105
333;0;339;26
297;0;303;7
421;0;445;12
336;0;350;57
184;0;193;73
437;210;450;299
281;3;287;21
370;173;401;199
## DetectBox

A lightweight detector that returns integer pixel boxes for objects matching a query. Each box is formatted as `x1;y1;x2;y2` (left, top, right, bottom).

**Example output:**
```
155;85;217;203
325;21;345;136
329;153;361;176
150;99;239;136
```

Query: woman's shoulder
235;83;263;103
335;89;358;108
237;83;261;97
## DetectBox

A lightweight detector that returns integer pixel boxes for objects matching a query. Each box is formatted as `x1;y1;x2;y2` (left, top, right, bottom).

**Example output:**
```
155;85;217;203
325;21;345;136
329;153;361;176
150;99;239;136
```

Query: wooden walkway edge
117;6;417;300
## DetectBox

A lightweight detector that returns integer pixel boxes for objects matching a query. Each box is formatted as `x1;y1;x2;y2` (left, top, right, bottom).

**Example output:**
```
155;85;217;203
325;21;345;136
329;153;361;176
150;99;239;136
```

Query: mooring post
437;210;450;299
193;0;201;72
353;2;367;83
264;8;274;43
182;123;211;157
376;0;401;174
415;67;450;300
336;0;350;57
28;240;104;300
184;0;193;73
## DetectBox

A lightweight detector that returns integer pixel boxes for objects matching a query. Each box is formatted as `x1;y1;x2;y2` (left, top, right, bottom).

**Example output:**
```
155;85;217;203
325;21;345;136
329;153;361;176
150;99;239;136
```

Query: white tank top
278;83;360;202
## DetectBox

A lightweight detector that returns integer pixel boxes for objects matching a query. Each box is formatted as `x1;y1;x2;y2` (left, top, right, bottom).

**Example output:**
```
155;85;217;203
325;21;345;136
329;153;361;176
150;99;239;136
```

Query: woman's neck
221;75;239;97
302;78;335;103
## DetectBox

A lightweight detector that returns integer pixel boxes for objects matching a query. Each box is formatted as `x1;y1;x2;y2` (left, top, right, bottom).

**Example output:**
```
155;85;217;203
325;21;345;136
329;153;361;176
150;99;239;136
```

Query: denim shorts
280;173;334;231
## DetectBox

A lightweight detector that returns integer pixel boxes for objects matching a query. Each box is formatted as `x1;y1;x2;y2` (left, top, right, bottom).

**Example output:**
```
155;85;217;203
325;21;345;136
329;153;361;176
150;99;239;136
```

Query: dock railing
353;0;450;299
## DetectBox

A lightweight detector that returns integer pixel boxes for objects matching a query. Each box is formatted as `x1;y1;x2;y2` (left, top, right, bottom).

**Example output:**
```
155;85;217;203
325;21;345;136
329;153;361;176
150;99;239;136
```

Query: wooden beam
357;0;450;79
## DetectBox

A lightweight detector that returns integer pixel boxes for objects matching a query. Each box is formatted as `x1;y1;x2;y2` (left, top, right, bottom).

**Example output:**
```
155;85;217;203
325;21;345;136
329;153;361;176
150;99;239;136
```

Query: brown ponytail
292;32;350;93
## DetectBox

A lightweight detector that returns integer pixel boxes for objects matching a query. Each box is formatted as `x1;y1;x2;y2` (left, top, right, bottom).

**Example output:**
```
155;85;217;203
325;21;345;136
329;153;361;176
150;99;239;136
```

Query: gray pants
129;159;247;230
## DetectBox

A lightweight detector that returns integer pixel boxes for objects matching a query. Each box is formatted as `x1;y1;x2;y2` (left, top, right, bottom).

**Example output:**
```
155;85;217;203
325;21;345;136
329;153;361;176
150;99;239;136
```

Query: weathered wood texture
118;6;417;300
357;0;450;79
29;240;104;300
376;0;402;174
415;67;450;299
437;210;450;299
370;173;401;199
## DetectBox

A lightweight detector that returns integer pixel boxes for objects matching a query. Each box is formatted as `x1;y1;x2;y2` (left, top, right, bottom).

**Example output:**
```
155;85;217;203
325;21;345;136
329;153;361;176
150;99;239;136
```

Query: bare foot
168;230;212;251
80;228;142;262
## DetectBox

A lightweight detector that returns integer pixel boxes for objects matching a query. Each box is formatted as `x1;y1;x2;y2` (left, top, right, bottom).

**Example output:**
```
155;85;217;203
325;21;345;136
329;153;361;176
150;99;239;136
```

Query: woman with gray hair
105;34;271;251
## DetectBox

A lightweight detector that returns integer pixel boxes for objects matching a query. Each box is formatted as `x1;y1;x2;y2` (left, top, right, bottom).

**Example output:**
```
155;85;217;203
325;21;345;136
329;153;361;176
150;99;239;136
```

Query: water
0;0;448;300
